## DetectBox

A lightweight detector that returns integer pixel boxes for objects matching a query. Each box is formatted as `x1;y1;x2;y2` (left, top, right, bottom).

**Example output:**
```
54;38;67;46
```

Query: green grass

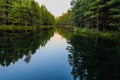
74;27;120;39
0;25;54;31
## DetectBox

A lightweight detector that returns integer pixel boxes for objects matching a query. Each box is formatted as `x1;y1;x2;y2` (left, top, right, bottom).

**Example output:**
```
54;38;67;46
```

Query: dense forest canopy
57;0;120;32
0;0;120;32
0;0;55;26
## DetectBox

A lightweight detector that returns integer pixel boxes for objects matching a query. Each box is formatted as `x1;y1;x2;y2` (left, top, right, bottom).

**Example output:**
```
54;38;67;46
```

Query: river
0;28;120;80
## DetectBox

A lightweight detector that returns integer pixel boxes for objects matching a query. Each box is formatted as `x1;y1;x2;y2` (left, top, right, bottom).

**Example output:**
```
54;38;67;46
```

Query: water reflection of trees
0;29;54;67
56;27;73;41
67;35;120;80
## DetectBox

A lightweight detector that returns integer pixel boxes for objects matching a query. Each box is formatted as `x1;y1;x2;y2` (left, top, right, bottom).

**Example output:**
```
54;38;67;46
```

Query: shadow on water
68;35;120;80
0;29;54;67
57;28;120;80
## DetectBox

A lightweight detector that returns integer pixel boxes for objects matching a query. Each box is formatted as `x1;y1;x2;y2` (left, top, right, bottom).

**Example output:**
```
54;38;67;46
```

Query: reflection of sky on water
0;33;73;80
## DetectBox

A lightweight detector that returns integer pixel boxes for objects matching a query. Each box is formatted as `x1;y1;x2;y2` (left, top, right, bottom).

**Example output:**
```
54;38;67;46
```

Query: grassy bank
0;25;54;31
74;27;120;39
57;26;120;39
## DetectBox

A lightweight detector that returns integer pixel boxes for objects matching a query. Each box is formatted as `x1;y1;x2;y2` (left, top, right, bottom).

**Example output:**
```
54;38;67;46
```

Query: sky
35;0;72;17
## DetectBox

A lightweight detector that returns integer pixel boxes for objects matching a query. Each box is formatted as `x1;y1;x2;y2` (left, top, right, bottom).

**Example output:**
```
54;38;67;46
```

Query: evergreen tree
70;0;120;31
0;0;55;26
0;0;14;25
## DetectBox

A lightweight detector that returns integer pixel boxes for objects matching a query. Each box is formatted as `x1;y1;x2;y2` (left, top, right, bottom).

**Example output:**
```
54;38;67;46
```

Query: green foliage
0;0;14;25
58;0;120;32
56;10;73;27
0;25;55;31
0;0;55;27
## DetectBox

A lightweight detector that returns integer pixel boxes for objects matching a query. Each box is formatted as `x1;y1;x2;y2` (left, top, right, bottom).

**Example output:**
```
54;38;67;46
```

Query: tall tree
1;0;55;26
0;0;14;25
69;0;120;31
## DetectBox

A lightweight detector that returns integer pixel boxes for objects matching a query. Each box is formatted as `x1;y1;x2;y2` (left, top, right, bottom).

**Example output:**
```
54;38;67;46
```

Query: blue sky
35;0;72;17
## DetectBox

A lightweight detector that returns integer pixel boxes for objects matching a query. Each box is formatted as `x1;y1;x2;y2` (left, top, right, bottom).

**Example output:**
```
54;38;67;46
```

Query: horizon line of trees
57;0;120;32
0;0;55;27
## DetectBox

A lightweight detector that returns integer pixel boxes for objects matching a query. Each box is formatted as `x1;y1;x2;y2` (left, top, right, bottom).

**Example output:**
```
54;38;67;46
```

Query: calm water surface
0;29;120;80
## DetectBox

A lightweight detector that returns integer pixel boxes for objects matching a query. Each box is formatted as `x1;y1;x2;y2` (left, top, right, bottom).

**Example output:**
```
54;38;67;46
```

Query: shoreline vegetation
57;26;120;39
0;0;119;40
0;25;54;31
56;0;120;40
74;27;120;39
0;24;119;39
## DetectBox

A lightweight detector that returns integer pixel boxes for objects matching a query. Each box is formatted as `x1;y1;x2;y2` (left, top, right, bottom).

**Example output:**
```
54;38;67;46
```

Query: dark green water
0;28;120;80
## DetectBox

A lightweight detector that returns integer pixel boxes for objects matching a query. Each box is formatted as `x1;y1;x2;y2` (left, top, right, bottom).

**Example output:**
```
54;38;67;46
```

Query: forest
0;0;120;79
57;0;120;32
0;0;120;33
0;0;55;27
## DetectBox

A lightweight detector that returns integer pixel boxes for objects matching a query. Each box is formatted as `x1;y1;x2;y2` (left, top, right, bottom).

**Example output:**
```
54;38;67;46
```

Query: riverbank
74;27;120;39
58;26;120;39
0;25;54;30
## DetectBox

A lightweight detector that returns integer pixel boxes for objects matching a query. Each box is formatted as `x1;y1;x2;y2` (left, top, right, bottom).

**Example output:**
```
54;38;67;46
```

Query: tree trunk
96;10;99;32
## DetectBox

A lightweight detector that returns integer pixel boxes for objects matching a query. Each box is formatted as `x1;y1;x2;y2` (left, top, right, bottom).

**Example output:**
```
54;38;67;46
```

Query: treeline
0;0;54;26
56;10;73;26
57;0;120;31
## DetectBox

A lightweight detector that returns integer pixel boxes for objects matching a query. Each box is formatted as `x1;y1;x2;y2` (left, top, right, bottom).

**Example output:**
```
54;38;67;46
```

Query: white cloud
35;0;72;17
